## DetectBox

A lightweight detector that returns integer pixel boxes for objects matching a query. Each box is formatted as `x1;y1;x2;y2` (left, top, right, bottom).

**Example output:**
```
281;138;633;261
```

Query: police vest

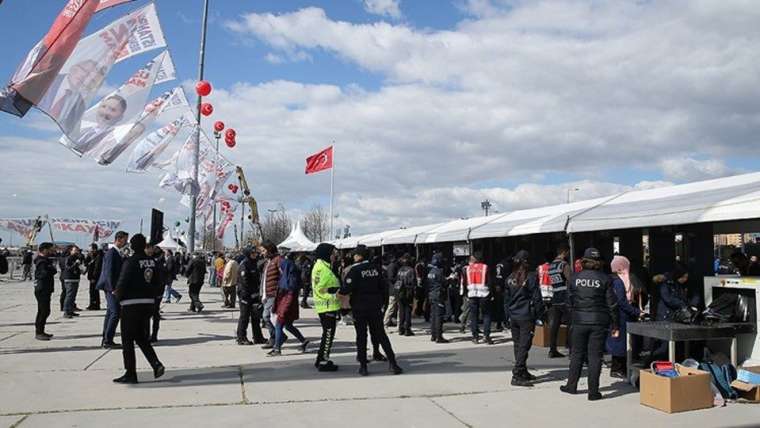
548;259;569;304
466;262;489;298
537;262;552;300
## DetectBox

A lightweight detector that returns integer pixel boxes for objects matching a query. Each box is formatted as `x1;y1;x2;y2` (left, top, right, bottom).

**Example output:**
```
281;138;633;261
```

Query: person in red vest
466;252;492;344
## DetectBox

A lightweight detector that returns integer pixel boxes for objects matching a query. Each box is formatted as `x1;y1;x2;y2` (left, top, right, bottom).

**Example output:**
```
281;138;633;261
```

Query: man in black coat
85;244;103;310
62;246;85;318
186;253;206;312
33;243;57;340
237;248;266;345
112;234;165;384
340;245;403;376
97;231;129;349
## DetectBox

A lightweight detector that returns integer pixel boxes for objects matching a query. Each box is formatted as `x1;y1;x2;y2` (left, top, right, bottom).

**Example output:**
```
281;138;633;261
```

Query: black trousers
316;310;339;365
353;309;396;365
430;296;444;340
222;287;236;307
188;283;203;310
237;301;265;341
59;279;66;311
120;304;161;376
398;299;413;333
88;280;100;309
510;319;535;376
566;324;608;395
34;289;52;334
547;303;570;351
148;297;161;339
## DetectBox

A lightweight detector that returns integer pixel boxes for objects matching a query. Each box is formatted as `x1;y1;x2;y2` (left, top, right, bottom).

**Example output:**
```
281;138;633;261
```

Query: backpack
702;293;753;325
395;267;416;301
699;361;738;400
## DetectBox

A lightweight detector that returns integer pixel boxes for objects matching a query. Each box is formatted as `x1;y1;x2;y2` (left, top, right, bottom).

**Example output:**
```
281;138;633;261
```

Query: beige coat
222;260;239;288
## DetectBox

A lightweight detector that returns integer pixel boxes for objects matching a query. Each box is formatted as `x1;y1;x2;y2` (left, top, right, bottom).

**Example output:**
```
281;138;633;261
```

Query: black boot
318;361;339;372
113;373;138;384
358;364;369;376
372;352;387;362
389;361;403;375
153;363;165;379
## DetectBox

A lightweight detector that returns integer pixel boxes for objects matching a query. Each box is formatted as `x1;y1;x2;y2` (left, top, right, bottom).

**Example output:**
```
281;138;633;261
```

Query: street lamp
481;199;492;216
567;187;580;203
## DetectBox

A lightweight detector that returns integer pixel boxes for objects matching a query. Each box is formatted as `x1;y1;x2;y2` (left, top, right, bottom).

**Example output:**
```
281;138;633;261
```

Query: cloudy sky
1;0;759;246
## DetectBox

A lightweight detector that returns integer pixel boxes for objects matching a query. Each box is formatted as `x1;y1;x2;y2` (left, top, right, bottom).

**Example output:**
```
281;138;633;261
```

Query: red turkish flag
305;146;333;175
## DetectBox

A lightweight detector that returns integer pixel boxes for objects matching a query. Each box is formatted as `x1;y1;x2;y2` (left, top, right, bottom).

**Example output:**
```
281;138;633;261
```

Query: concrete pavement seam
0;332;22;343
427;397;472;428
8;414;28;428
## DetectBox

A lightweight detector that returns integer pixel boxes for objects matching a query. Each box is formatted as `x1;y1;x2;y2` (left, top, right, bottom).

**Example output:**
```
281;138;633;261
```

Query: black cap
354;245;370;259
583;247;601;260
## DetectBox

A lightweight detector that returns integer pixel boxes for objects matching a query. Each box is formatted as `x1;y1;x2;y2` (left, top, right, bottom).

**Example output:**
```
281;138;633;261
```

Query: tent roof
328;172;760;248
157;234;183;250
278;221;317;252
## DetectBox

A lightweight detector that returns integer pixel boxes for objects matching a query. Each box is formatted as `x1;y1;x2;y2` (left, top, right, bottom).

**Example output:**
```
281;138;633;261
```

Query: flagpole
189;0;210;253
329;144;335;240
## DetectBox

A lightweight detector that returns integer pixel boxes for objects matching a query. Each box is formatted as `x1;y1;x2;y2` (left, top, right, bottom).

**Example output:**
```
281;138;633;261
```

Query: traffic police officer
561;248;619;401
340;245;403;376
113;234;165;384
312;243;341;371
237;247;266;345
428;252;449;343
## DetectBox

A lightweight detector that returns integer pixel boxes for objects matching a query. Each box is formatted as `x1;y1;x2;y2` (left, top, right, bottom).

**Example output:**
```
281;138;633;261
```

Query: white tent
332;172;760;248
278;221;318;252
157;233;183;250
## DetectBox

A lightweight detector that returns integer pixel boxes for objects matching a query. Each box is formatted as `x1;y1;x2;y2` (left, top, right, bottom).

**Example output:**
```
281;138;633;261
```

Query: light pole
211;129;221;252
567;187;580;203
188;0;210;253
481;199;492;216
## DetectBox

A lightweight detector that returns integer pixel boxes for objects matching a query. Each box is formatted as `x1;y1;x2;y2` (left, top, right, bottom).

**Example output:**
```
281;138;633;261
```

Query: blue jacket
606;276;640;357
278;257;302;293
96;247;123;292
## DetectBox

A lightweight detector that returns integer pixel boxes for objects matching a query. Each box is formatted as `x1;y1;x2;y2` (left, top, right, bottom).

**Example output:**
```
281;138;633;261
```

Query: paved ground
0;277;757;428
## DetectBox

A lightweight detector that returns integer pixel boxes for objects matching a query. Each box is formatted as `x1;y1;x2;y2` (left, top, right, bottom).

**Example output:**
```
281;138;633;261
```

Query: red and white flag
305;145;333;175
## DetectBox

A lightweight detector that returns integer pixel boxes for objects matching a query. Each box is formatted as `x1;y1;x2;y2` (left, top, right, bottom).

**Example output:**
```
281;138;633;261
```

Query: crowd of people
25;232;757;400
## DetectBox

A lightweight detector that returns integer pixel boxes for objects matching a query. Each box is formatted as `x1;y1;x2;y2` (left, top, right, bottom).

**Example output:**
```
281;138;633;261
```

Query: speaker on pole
150;209;164;245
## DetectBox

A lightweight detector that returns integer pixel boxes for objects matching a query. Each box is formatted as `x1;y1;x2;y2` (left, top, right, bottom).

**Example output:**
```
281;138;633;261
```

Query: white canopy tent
327;172;760;249
157;233;183;250
278;221;318;252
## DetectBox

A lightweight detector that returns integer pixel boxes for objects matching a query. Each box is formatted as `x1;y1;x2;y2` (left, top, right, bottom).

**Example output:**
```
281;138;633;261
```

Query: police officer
312;243;341;371
33;242;57;340
504;250;544;387
561;248;619;401
113;234;165;384
340;245;403;376
547;244;572;358
428;252;449;343
237;247;266;345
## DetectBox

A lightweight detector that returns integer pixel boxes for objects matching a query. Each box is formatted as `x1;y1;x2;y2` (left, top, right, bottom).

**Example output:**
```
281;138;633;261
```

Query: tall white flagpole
329;144;335;240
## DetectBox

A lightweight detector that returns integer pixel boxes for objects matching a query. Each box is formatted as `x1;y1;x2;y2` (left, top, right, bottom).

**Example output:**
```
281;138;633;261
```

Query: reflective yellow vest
312;259;341;314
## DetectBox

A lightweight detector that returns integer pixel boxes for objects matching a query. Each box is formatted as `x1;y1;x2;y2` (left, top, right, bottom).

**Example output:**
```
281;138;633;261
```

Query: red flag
305;146;333;175
0;0;99;116
95;0;135;13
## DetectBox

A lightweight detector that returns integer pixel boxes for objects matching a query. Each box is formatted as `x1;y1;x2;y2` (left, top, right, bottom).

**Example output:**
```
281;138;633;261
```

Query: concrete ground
0;278;757;428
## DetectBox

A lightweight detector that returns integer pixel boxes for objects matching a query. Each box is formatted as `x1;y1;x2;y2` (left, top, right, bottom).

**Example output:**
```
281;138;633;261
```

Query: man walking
260;242;282;349
222;255;239;308
340;245;403;376
237;248;266;345
186;252;207;312
33;243;57;340
427;252;449;343
22;249;33;281
112;234;165;384
97;231;128;349
62;245;85;318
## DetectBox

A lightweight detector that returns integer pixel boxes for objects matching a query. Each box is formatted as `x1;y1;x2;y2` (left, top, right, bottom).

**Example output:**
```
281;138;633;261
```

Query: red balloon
201;103;213;116
225;128;236;139
214;121;225;132
195;80;212;96
225;138;236;148
227;183;234;191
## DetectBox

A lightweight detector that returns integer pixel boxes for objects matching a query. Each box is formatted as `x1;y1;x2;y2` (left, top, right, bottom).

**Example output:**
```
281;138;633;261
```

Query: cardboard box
532;324;567;348
640;365;714;414
731;366;760;402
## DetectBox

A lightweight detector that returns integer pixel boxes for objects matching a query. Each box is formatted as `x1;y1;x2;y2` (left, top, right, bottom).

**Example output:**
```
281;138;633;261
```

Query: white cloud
363;0;402;19
660;157;739;182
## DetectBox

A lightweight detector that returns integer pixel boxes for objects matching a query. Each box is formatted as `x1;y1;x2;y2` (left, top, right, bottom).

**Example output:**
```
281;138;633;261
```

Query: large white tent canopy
278;221;317;252
329;172;760;249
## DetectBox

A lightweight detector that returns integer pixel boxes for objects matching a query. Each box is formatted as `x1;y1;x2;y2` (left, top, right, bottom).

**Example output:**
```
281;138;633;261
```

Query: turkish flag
305;146;333;175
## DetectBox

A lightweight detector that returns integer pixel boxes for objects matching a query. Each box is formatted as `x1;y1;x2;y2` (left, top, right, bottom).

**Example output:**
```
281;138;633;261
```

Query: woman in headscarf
606;255;646;378
268;249;309;357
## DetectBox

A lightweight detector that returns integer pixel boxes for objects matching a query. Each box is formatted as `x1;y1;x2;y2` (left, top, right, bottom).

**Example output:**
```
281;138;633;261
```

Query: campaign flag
159;126;210;195
60;50;175;158
92;224;100;242
0;218;120;239
305;146;333;174
38;3;166;140
0;0;100;117
126;112;192;173
216;201;238;239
